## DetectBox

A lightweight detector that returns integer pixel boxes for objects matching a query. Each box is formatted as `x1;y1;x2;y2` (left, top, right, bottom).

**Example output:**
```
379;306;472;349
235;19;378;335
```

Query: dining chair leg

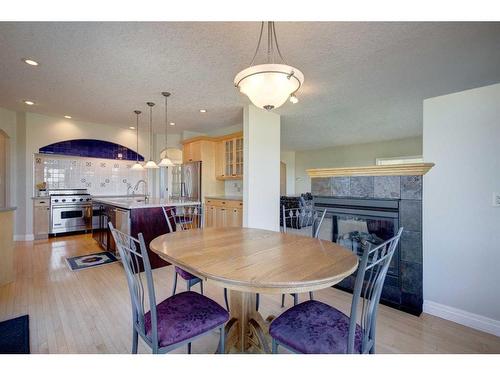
187;342;192;354
131;328;138;354
187;280;191;292
172;272;178;296
200;280;204;295
281;294;285;307
272;338;278;354
256;293;260;311
218;327;225;354
223;288;229;311
309;291;314;300
293;293;298;306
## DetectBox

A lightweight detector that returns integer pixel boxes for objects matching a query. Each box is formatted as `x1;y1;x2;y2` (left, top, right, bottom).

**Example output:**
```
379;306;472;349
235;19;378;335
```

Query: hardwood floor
1;233;499;354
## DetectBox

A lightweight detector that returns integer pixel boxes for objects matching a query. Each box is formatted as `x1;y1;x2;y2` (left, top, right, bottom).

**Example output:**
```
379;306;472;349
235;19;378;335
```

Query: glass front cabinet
217;135;243;180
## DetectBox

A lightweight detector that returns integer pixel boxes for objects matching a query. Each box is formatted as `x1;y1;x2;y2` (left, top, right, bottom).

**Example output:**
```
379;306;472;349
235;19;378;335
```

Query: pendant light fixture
158;92;174;167
144;102;159;169
234;22;304;110
131;110;144;171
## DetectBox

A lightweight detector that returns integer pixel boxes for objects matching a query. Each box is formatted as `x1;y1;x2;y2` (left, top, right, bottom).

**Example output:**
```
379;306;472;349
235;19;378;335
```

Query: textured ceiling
0;22;499;150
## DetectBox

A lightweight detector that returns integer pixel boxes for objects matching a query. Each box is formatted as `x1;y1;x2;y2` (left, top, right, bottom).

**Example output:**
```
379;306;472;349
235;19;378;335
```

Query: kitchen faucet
126;183;134;196
134;179;148;198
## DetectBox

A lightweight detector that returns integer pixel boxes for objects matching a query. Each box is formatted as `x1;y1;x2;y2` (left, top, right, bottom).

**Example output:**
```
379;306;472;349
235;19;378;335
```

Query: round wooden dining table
149;227;359;353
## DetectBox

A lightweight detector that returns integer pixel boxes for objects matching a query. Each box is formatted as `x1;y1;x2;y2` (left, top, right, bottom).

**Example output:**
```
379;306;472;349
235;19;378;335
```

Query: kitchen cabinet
205;198;243;228
93;201;171;270
182;140;202;163
216;135;243;180
33;198;50;240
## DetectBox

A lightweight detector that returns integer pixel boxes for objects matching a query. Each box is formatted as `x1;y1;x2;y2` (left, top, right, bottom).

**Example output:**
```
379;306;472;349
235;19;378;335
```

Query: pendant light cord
147;103;154;161
133;110;141;163
136;114;139;162
249;21;287;66
164;96;168;148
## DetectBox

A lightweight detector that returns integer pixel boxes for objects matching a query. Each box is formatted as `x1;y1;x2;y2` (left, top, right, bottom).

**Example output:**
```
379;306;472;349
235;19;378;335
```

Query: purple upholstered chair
270;227;403;354
163;204;253;313
280;205;327;307
109;222;229;354
162;205;206;296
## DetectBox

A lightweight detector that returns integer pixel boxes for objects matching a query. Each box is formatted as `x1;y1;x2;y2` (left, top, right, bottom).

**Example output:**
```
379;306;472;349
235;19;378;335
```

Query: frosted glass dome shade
131;162;144;171
144;160;159;169
158;157;174;167
234;64;304;110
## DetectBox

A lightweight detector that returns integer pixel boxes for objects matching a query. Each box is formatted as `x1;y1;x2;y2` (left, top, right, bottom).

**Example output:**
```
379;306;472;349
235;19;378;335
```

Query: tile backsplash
34;153;147;196
224;180;243;196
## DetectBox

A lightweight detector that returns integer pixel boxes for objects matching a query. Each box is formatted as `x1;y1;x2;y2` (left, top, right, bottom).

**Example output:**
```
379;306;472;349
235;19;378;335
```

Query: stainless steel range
49;189;92;234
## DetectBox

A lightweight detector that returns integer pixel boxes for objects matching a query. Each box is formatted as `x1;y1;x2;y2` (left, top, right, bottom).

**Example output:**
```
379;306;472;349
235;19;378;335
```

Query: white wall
243;105;280;231
280;151;296;196
423;83;500;335
294;136;423;194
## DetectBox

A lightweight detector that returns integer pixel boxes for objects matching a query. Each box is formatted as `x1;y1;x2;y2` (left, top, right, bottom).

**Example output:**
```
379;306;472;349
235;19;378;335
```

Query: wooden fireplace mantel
306;163;435;178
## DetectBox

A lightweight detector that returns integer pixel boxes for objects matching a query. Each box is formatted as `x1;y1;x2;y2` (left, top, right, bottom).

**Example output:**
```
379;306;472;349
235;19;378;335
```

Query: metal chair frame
108;222;225;354
272;227;403;354
280;205;327;307
162;204;205;296
162;204;237;312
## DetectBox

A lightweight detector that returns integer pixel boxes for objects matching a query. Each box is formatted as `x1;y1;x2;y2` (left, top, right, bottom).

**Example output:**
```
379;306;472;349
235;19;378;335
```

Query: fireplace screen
333;214;399;277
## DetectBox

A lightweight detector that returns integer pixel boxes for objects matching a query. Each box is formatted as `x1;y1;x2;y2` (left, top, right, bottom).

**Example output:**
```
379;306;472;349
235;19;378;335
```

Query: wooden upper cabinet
182;132;243;182
216;135;243;180
182;140;202;163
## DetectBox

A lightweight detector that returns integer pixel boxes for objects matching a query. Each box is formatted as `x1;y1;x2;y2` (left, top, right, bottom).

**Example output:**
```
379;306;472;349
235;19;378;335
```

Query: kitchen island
92;197;200;269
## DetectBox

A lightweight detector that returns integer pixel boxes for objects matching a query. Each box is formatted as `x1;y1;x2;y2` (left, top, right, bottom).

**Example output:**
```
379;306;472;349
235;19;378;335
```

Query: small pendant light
131;110;144;171
144;102;159;169
158;91;174;167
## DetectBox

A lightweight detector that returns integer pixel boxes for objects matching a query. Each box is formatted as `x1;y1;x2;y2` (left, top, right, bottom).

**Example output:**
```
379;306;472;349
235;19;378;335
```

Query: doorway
280;161;286;196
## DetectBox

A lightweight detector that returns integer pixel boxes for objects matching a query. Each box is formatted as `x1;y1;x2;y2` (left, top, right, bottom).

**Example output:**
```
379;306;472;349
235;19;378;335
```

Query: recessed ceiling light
169;122;175;126
22;58;39;66
23;100;35;105
129;126;136;130
64;115;72;119
199;109;207;113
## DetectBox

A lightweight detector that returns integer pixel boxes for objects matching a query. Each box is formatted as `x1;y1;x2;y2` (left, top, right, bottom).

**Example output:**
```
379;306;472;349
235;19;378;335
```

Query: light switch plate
493;192;500;207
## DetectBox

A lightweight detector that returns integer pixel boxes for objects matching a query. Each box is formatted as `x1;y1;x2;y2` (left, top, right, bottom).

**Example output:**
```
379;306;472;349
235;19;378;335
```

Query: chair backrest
347;227;403;354
162;204;204;232
280;205;326;238
108;222;159;348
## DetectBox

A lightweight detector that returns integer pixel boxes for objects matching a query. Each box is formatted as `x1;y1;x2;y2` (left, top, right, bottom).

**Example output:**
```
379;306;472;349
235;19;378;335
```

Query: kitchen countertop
205;195;243;201
92;197;201;210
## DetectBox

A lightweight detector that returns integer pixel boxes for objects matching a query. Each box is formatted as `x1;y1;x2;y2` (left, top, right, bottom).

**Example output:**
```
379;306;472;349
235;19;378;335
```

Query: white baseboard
14;234;34;241
423;300;500;337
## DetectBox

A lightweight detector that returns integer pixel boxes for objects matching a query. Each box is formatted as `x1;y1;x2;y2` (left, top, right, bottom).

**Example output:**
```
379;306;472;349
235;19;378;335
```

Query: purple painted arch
39;139;144;161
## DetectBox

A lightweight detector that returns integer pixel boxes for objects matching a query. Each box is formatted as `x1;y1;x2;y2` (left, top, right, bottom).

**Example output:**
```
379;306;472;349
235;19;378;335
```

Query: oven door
51;204;92;234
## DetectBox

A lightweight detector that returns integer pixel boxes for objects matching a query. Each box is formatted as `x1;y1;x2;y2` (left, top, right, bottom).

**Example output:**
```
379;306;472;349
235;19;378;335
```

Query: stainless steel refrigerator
166;161;202;201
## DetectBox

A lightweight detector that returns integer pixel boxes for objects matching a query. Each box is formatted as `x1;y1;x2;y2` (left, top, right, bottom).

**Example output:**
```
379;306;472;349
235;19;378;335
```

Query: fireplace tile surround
312;174;423;315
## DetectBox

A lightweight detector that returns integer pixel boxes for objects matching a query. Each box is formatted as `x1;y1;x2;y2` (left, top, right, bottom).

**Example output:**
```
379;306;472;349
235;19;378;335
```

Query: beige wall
0;108;17;208
280;151;296;196
294;136;423;193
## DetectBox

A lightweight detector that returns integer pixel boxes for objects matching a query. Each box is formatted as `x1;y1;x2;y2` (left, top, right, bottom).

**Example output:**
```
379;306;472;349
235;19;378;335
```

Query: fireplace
314;196;422;315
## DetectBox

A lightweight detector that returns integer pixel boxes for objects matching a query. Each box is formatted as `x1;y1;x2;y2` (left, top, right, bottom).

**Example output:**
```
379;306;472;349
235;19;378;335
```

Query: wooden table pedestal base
223;290;273;353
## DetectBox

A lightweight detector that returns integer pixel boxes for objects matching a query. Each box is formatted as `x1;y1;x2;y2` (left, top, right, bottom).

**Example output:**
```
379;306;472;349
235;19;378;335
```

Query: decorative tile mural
39;139;144;161
34;154;147;196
